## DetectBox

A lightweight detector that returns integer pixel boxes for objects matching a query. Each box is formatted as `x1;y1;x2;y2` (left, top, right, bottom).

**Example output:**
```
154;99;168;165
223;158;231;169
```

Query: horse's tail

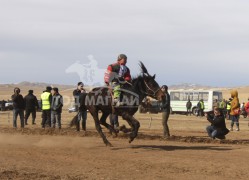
69;113;79;127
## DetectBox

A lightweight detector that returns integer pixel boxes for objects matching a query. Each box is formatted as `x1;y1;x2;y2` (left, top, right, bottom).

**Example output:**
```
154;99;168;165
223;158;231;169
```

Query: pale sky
0;0;249;87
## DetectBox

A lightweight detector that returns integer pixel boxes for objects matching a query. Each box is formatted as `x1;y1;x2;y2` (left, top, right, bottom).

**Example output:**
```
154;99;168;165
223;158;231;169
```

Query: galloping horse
71;62;164;146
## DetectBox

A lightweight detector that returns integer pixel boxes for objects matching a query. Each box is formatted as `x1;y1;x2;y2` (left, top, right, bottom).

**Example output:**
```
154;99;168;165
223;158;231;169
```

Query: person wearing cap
11;87;25;128
41;86;52;128
24;90;39;125
73;82;88;131
104;54;131;107
160;85;171;139
51;87;63;129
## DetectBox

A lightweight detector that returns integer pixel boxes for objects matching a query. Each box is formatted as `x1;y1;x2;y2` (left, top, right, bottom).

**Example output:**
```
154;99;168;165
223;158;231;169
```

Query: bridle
143;80;161;98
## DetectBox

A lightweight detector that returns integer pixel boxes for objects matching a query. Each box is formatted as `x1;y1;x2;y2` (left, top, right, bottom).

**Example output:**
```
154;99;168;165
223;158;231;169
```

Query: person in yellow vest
226;98;232;120
197;99;205;117
41;86;52;129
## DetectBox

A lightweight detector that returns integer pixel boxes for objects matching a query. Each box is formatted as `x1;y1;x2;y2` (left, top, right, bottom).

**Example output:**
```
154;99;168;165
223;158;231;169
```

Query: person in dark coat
186;99;192;116
205;107;229;139
160;85;171;139
73;82;88;131
51;87;63;129
24;90;39;125
11;87;25;128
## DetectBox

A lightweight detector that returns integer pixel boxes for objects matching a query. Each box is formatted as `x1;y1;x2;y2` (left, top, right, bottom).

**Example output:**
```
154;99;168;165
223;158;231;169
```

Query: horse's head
139;61;165;101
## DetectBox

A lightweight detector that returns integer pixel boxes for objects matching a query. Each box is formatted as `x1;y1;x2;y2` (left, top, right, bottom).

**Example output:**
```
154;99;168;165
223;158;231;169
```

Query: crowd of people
2;54;248;141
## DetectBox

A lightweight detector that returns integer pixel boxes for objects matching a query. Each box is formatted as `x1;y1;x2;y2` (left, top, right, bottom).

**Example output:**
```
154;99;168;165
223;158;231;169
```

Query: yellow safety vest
41;92;51;110
200;101;204;109
226;103;231;110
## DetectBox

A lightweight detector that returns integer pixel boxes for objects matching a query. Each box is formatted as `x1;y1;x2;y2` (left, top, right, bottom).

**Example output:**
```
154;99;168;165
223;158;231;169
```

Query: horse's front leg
122;113;140;143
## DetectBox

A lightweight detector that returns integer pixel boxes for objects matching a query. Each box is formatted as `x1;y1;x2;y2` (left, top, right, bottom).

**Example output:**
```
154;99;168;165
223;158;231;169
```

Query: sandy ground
1;111;249;180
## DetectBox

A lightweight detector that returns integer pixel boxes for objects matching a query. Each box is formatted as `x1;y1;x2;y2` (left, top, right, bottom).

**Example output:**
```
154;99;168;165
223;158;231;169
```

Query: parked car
0;100;13;111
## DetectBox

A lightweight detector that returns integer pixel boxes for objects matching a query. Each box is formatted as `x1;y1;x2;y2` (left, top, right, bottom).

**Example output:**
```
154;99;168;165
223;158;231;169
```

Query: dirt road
0;127;249;180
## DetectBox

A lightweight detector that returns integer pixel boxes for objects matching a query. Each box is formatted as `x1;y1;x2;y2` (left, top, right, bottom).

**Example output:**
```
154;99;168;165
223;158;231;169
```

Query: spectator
160;85;170;139
244;98;249;116
73;82;87;131
229;90;240;131
51;87;63;129
219;99;226;118
213;99;219;109
1;100;6;111
205;107;229;139
186;99;192;116
11;87;25;128
197;99;205;117
41;86;52;129
226;98;232;120
24;90;39;125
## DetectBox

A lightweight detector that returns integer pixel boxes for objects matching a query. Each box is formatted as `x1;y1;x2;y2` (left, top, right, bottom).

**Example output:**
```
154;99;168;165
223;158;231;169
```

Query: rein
143;80;161;98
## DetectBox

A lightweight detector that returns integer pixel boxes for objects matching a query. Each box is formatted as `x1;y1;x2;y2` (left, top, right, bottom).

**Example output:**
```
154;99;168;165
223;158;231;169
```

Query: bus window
171;92;180;101
213;92;222;101
193;92;199;101
199;92;209;101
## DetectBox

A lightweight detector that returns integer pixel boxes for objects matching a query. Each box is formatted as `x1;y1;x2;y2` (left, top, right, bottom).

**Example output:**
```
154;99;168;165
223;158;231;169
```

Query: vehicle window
170;92;180;100
213;92;222;101
192;92;199;101
199;92;209;101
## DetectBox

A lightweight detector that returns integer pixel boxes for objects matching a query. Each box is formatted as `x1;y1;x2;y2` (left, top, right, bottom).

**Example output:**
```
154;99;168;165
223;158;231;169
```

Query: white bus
169;89;223;115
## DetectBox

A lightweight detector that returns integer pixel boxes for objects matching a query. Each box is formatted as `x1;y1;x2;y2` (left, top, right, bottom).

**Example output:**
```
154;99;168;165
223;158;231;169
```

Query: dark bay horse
71;62;164;146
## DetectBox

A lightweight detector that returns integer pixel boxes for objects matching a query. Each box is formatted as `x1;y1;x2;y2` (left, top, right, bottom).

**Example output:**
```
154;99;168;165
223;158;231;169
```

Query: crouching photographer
205;107;229;139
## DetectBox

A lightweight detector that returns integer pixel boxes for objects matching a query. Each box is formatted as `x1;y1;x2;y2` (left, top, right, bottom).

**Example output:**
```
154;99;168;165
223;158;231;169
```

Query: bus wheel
192;108;198;116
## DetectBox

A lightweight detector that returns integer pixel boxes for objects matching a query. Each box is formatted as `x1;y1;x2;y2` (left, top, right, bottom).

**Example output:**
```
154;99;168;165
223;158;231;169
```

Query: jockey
104;54;131;106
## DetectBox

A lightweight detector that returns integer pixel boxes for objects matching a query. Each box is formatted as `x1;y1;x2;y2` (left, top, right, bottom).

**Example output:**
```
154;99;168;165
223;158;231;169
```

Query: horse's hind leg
99;112;118;136
122;113;140;143
89;109;112;147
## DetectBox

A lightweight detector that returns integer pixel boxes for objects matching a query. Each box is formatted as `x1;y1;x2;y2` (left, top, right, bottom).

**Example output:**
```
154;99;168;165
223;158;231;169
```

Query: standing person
1;100;6;111
51;87;63;129
200;99;205;116
160;85;170;139
11;87;25;128
219;99;226;118
205;107;229;139
186;99;192;116
73;82;87;131
226;98;232;120
213;99;219;109
244;98;249;117
41;86;52;129
197;99;204;117
24;90;38;125
104;54;131;106
229;90;240;131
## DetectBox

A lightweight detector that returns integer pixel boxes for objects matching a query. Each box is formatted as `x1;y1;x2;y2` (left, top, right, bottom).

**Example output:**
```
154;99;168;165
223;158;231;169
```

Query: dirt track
1;112;249;179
